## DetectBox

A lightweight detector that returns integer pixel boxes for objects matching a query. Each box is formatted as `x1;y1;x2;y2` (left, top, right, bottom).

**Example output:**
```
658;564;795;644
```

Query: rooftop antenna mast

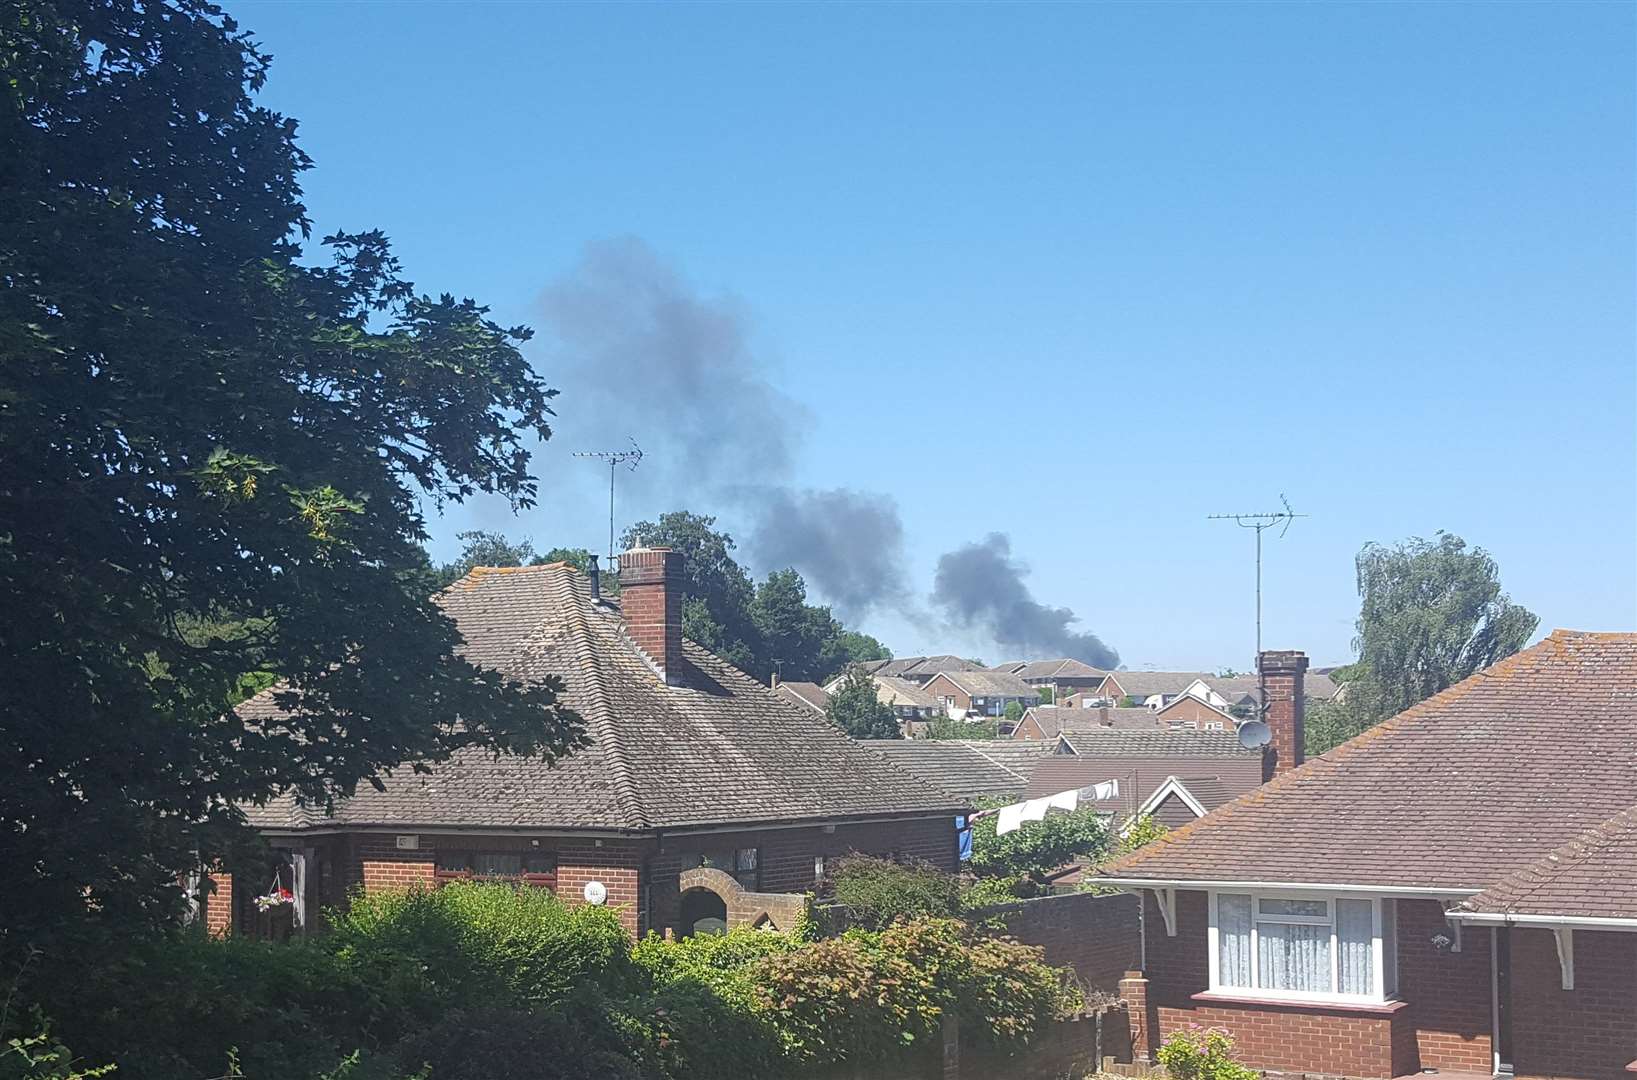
572;438;644;561
1208;495;1306;710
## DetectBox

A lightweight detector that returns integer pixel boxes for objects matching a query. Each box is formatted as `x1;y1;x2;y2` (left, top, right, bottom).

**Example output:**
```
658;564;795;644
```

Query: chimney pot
587;554;601;601
619;545;684;684
1257;650;1308;780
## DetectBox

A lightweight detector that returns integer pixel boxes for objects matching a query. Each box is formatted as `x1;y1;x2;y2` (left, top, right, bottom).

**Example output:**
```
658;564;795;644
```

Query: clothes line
967;779;1120;836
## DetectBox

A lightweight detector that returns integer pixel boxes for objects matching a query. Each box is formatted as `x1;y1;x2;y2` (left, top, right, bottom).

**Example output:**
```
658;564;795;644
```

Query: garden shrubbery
15;883;1080;1080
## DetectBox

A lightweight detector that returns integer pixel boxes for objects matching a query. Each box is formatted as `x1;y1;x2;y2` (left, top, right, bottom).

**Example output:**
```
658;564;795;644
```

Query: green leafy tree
1003;701;1026;724
967;797;1111;890
1036;686;1054;704
925;714;1001;740
0;0;582;955
830;631;891;667
1308;533;1538;754
753;568;837;683
825;665;901;740
622;512;762;671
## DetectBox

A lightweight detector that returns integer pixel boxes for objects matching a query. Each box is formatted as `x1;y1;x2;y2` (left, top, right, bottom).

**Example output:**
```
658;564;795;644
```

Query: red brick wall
1155;696;1227;726
979;891;1141;994
204;872;233;937
1137;891;1499;1079
922;675;971;713
618;547;684;681
554;839;644;934
1395;899;1492;1072
1510;927;1637;1080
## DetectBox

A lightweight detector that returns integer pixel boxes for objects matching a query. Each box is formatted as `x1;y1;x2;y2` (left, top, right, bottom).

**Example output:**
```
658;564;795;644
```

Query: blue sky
239;1;1635;670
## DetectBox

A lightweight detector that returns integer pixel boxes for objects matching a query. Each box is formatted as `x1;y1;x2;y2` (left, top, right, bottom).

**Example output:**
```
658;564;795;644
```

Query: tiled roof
1458;803;1637;921
1025;749;1264;819
774;680;830;713
1008;659;1109;681
861;739;1052;801
871;655;988;679
242;565;961;834
933;669;1040;699
1101;671;1210;698
1020;706;1162;739
1058;729;1257;758
1100;631;1637;892
873;676;938;709
1206;673;1341;703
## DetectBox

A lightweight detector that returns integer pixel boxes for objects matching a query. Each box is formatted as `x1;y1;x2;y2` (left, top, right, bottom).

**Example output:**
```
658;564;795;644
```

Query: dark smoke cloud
932;534;1120;668
536;239;906;617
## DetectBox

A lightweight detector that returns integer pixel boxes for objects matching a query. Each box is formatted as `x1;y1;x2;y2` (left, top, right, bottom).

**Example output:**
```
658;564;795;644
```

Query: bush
824;855;961;930
391;1003;648;1080
967;796;1112;886
1157;1027;1260;1080
328;881;639;1023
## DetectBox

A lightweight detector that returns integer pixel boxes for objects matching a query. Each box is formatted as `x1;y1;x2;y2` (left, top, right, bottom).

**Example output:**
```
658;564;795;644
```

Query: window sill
1191;991;1409;1016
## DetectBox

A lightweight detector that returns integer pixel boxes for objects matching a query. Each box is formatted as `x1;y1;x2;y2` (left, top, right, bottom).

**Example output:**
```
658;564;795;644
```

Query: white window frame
1208;889;1397;1006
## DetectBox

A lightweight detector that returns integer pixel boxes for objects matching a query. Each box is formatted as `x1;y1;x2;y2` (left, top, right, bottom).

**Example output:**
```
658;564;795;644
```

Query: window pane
524;853;557;876
436;852;471;873
1337;899;1374;995
1218;894;1252;988
474;853;522;877
1257;921;1332;993
1258;898;1328;918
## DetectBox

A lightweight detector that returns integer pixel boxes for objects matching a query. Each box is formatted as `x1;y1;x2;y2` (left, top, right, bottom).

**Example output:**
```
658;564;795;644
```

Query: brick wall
1510;927;1637;1080
1155;696;1228;727
555;839;644;933
1394;898;1491;1072
921;675;971;713
1136;890;1502;1079
979;891;1141;995
204;872;232;937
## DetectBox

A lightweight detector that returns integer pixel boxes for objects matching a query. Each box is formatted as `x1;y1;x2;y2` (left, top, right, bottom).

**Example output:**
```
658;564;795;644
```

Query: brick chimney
619;546;684;684
1258;650;1308;781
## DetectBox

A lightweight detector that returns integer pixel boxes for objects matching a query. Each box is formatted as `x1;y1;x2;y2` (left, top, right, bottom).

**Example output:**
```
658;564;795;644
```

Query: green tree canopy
1;0;581;953
967;798;1111;889
619;512;890;684
1307;532;1539;754
825;665;901;740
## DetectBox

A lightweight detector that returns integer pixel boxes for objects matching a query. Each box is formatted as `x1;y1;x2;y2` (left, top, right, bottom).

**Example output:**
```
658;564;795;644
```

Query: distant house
1201;671;1342;712
921;669;1042;718
771;678;829;714
861;739;1052;802
998;658;1110;701
1095;670;1212;709
1027;728;1265;823
218;550;962;942
1096;636;1637;1080
1153;693;1237;732
1013;705;1164;741
831;654;989;689
869;675;942;727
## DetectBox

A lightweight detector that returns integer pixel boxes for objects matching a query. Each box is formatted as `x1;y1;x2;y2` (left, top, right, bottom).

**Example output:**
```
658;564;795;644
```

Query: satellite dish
1238;720;1272;749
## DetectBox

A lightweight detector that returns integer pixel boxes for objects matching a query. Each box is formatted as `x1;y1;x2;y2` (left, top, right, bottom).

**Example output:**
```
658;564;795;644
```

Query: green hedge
22;884;1080;1080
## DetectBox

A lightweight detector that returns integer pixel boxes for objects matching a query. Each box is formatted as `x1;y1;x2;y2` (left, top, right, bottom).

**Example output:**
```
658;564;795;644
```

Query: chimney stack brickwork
619;547;684;684
1258;649;1308;781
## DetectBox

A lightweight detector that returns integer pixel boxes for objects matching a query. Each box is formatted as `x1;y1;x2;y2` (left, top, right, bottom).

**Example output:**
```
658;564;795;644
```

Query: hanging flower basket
254;875;294;912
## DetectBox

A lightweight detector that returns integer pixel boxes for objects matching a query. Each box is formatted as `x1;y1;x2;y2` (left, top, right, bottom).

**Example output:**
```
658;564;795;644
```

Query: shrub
824;855;961;930
957;874;1028;913
0;1030;113;1080
967;796;1112;887
390;1003;649;1080
1157;1027;1260;1080
327;881;639;1022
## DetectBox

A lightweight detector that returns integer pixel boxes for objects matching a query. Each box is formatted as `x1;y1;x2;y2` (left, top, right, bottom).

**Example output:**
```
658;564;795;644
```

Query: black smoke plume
932;533;1120;668
536;238;906;618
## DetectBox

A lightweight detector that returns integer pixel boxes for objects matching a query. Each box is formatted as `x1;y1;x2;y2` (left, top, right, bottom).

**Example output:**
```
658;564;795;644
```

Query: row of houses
209;545;1635;1079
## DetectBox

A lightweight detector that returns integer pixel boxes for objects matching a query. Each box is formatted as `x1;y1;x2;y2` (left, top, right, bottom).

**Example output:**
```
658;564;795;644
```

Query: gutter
1093;876;1480;898
256;810;966;842
1446;910;1637;932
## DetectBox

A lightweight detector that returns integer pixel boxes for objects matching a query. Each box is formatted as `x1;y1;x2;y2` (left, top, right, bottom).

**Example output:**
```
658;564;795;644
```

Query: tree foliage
826;665;901;740
924;714;1001;740
967;797;1112;889
1308;532;1538;754
0;0;582;954
620;512;889;684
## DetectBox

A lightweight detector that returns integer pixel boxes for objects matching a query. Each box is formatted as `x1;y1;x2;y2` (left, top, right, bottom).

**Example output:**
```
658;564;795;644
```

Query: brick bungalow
1096;633;1637;1080
212;547;963;940
1013;704;1164;740
922;668;1043;717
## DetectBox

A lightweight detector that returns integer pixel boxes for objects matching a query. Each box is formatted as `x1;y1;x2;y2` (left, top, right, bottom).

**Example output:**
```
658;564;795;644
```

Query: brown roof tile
242;565;962;834
1459;803;1637;921
1099;631;1637;892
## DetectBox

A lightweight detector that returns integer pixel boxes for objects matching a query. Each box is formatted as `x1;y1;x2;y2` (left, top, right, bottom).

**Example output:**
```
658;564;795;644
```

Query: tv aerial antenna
1208;494;1307;715
573;438;644;561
